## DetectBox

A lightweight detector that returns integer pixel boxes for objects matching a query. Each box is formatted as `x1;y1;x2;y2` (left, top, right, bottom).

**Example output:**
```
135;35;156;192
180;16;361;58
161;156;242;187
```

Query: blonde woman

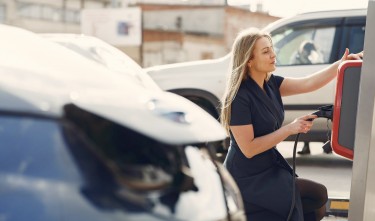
221;28;363;221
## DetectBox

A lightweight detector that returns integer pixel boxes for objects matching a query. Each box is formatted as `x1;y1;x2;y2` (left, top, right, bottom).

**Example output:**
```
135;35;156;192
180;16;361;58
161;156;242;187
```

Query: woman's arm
279;49;363;97
231;114;317;158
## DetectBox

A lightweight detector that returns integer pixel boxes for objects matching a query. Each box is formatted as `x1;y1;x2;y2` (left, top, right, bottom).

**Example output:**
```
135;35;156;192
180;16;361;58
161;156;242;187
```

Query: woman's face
248;36;276;75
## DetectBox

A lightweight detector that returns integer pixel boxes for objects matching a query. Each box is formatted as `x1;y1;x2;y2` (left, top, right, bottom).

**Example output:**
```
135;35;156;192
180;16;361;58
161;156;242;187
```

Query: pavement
323;216;348;221
278;142;352;221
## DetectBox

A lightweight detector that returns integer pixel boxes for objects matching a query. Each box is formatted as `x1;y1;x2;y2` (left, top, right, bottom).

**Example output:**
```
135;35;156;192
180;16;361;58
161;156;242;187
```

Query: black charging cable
286;104;334;221
286;133;300;221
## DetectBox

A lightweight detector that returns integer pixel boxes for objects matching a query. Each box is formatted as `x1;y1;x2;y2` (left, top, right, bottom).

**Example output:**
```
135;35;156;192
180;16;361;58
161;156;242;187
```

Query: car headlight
198;148;245;221
216;162;246;221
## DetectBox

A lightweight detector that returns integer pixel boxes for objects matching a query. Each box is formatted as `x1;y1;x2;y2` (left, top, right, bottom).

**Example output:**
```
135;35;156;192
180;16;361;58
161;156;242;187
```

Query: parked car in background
0;25;245;221
145;9;366;154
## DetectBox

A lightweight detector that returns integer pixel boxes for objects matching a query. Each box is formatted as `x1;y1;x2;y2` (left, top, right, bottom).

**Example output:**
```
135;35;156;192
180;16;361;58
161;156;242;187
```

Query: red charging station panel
331;60;362;160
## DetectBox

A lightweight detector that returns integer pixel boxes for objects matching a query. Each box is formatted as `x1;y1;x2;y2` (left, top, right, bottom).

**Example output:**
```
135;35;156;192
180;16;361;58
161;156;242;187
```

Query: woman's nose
271;50;276;58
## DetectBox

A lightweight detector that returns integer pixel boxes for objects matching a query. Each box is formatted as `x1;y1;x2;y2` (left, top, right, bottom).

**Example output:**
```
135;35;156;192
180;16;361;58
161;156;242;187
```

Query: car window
348;25;365;53
272;26;336;66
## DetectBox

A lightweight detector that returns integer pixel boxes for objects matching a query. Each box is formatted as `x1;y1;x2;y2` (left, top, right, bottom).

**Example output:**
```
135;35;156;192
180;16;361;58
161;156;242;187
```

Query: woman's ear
248;60;252;68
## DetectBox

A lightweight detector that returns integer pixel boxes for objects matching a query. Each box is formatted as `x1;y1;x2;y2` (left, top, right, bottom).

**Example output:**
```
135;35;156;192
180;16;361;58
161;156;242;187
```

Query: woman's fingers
293;115;315;133
348;54;362;60
290;114;318;134
301;114;317;121
344;50;364;61
358;51;364;58
341;48;349;61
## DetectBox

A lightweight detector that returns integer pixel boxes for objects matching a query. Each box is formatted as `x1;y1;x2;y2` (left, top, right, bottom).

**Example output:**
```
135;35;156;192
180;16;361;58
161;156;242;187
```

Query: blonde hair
220;28;272;135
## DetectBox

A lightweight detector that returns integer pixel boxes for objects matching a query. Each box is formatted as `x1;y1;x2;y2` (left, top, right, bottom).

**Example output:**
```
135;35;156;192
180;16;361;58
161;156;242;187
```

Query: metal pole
349;1;375;220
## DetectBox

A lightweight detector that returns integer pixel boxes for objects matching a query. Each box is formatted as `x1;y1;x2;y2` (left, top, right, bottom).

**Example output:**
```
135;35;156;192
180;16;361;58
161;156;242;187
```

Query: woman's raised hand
340;48;364;63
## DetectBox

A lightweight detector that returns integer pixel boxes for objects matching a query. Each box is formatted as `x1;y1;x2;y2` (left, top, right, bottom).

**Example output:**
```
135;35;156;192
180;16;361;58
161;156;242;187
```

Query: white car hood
0;24;226;145
72;88;227;145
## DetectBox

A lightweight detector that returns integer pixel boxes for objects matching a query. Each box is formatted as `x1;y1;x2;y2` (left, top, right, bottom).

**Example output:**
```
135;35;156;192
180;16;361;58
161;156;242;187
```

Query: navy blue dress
223;75;303;221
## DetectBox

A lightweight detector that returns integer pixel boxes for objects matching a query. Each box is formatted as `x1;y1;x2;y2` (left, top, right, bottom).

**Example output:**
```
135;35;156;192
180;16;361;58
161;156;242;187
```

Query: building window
0;4;5;23
64;9;80;23
17;3;80;24
18;3;41;19
41;5;61;22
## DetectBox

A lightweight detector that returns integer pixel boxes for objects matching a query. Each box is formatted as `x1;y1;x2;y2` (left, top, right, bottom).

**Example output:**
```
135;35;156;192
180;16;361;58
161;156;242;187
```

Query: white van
146;9;366;153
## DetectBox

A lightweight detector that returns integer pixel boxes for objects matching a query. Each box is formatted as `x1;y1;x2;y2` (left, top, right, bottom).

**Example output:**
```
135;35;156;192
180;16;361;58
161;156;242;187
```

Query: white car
40;33;160;91
146;9;366;152
1;26;245;221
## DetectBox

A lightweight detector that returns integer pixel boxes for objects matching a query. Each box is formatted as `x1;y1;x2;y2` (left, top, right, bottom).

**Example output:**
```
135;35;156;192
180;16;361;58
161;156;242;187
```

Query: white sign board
81;7;142;46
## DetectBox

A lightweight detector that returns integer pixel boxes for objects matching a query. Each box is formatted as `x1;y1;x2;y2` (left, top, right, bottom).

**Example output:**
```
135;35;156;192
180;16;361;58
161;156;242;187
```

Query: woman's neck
249;72;267;90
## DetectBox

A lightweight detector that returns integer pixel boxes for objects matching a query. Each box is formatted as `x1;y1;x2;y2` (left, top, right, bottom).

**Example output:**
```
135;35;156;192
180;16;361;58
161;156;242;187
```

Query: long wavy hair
220;28;272;135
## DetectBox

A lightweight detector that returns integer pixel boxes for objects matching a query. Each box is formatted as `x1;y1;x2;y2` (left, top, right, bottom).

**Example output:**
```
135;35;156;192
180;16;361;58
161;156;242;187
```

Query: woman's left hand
340;48;364;63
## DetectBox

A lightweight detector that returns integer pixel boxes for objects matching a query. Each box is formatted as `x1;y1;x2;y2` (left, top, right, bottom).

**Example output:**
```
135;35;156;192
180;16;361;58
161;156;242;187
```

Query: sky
227;0;369;17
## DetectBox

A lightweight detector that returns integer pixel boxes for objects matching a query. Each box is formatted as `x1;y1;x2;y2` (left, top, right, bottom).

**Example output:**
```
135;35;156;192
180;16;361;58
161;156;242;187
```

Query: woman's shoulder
269;74;284;81
268;74;284;88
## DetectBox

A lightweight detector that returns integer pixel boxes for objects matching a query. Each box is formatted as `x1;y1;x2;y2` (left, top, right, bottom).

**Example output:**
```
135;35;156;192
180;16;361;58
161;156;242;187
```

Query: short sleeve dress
223;74;304;221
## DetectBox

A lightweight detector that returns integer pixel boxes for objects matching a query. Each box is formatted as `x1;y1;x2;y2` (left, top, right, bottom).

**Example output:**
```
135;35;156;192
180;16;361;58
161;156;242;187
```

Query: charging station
331;60;362;160
321;2;375;219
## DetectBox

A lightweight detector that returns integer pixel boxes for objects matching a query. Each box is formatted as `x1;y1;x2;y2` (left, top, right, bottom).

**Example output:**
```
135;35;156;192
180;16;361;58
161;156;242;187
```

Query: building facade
0;0;279;67
0;0;112;33
140;4;279;67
